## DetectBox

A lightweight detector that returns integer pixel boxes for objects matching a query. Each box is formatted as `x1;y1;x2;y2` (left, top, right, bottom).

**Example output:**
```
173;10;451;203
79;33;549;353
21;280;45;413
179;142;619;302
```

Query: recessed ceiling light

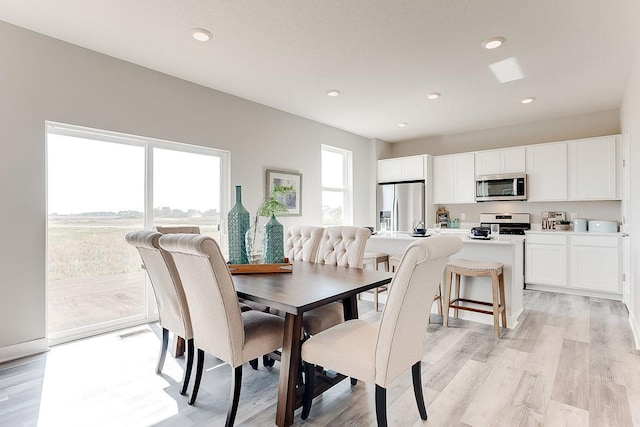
397;122;408;128
327;90;341;97
482;36;506;50
521;97;536;104
192;28;212;42
427;92;441;100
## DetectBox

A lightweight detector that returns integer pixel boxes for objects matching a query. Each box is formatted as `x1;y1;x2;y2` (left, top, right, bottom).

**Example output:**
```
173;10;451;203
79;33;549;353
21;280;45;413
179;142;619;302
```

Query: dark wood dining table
233;260;393;427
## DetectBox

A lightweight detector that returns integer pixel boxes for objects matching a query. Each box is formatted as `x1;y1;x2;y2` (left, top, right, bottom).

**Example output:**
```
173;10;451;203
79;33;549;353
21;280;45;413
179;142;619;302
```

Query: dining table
232;260;393;427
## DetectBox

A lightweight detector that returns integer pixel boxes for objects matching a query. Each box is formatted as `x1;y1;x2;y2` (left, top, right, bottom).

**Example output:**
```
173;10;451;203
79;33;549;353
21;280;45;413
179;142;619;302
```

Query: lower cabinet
525;233;621;296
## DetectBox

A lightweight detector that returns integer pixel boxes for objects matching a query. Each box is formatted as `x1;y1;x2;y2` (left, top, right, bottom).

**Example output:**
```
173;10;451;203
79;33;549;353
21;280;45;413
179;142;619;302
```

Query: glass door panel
47;133;145;341
153;148;222;241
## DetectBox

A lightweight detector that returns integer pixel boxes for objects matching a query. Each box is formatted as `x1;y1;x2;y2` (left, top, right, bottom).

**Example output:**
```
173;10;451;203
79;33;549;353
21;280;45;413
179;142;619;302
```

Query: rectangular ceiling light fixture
489;57;525;83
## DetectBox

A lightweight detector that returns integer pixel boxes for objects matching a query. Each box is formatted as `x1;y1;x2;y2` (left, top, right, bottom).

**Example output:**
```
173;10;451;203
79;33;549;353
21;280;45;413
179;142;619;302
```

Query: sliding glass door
47;124;228;344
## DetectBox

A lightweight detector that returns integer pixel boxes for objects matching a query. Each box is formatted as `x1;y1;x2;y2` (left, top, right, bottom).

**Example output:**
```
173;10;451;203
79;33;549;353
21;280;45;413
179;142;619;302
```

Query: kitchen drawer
570;235;619;248
525;234;567;245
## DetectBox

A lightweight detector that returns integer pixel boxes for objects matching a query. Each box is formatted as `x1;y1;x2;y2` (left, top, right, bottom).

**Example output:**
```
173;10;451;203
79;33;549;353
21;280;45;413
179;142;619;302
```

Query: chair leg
499;272;507;329
351;378;358;385
375;385;388;427
435;285;443;316
374;288;379;312
188;349;205;405
249;358;258;370
301;362;315;420
491;271;501;338
262;354;276;367
156;327;169;374
180;338;195;395
225;366;243;427
454;273;461;319
412;362;428;420
443;269;452;327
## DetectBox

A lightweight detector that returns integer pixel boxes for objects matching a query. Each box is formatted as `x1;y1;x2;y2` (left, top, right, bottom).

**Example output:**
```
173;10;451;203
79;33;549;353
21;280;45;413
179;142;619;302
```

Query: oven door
476;174;527;201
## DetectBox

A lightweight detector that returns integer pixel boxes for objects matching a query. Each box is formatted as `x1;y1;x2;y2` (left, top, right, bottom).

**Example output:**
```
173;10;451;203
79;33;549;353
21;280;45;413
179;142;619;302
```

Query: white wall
621;42;640;349
0;21;376;360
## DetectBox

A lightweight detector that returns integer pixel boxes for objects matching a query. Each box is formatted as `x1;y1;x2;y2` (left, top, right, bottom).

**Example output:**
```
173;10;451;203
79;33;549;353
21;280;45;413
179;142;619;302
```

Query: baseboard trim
0;338;49;364
630;310;640;350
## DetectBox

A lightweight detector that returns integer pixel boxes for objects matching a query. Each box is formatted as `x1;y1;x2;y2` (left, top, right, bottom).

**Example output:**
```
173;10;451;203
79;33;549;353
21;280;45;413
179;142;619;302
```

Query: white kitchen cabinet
526;142;567;201
377;156;425;182
568;135;619;200
433;153;475;204
475;147;526;176
525;232;622;297
525;234;567;287
569;235;621;293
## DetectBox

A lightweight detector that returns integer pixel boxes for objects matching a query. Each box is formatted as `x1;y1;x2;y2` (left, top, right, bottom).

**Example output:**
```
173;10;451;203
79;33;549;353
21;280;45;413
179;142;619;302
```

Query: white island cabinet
366;232;524;328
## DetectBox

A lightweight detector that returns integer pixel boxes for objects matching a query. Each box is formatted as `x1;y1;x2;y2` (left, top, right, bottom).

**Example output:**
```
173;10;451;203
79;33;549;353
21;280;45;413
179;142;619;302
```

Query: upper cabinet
526;142;568;201
568;136;619;200
378;155;425;182
433;153;475;204
475;147;526;176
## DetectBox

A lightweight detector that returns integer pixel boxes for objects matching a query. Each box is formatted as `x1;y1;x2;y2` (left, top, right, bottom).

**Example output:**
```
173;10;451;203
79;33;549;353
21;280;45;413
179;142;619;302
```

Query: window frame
321;144;353;225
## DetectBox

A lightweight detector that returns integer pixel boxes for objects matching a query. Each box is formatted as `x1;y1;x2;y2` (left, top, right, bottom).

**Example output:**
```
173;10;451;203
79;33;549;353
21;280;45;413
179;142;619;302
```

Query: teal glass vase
263;214;284;264
227;185;249;264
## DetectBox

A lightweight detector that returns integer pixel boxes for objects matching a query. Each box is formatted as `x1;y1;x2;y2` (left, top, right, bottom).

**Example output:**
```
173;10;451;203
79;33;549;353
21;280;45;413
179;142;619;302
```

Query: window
321;145;352;225
47;122;229;344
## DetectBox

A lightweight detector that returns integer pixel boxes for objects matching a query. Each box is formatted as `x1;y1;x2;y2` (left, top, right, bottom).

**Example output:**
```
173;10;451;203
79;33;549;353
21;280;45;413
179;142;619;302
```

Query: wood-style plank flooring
1;290;639;426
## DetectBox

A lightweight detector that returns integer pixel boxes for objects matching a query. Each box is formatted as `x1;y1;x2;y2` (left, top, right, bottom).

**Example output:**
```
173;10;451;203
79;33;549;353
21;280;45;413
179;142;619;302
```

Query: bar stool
443;259;506;338
390;254;442;316
363;251;389;311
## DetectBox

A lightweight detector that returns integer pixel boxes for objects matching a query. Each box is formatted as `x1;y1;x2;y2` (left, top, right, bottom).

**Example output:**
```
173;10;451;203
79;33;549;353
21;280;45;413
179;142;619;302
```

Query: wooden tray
228;261;293;274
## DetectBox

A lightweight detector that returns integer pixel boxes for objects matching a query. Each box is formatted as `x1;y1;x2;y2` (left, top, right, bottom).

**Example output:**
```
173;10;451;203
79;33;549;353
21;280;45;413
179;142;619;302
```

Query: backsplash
437;200;621;227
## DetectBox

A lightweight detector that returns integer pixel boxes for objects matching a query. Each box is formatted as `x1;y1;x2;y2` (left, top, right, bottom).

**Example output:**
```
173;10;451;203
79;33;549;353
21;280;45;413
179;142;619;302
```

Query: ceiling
1;0;639;142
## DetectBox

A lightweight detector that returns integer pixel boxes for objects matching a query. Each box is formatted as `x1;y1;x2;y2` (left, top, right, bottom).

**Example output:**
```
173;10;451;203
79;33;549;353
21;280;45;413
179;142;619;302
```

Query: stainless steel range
479;213;531;235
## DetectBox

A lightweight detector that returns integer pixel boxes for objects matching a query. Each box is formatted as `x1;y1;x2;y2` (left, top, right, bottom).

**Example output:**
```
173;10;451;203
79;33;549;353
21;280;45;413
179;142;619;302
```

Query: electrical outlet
570;212;578;220
461;213;466;221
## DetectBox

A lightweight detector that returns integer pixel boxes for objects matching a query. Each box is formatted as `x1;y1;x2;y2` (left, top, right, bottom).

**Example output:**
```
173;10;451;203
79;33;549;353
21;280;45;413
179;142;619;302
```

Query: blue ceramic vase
227;185;249;264
263;214;284;264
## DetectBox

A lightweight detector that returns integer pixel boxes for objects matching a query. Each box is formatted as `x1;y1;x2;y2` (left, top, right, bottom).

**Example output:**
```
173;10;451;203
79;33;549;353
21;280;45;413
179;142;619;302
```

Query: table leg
343;295;359;320
276;313;303;427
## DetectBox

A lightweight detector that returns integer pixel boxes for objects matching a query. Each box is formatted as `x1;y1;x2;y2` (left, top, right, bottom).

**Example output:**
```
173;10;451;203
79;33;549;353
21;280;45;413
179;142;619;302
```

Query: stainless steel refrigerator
377;181;425;232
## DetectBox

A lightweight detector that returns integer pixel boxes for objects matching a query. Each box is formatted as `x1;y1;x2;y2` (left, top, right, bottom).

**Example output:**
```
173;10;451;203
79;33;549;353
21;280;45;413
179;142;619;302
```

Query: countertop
525;230;623;236
371;230;525;246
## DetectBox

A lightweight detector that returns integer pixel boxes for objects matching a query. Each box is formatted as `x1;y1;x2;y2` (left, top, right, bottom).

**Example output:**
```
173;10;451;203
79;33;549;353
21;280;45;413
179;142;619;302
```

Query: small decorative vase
227;185;250;264
263;214;284;264
245;218;265;264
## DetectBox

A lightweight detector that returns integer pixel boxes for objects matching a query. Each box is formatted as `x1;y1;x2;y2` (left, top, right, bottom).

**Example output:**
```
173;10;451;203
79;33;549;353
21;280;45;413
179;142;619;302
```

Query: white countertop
371;230;525;246
525;230;623;236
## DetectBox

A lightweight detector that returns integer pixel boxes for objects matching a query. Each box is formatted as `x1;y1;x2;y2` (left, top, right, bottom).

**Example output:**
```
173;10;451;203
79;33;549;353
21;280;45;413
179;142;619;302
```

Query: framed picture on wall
266;169;302;216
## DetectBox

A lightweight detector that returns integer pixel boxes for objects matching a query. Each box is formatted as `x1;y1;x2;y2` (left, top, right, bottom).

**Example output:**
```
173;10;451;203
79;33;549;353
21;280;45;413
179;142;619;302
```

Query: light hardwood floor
1;290;639;426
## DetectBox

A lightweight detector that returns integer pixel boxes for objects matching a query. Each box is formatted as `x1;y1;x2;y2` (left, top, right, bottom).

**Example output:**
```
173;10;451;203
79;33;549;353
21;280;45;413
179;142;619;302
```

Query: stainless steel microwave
475;173;527;201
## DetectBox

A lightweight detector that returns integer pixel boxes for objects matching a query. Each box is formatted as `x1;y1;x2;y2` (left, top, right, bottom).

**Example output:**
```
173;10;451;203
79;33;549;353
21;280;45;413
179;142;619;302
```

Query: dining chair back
158;233;284;426
301;236;463;426
284;226;324;263
302;226;372;336
155;225;201;234
316;226;371;268
125;230;194;395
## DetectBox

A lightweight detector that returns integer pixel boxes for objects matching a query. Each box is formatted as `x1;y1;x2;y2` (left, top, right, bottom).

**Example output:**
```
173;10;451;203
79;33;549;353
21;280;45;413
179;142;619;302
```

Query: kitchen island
365;230;525;329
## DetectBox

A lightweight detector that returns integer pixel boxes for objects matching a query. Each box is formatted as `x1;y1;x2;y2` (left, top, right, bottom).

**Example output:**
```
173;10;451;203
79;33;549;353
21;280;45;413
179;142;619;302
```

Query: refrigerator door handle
393;197;399;232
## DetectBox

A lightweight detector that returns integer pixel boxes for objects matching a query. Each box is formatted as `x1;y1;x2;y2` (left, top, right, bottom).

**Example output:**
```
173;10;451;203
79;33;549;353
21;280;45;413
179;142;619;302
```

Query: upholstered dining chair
284;225;324;263
158;233;285;426
155;225;201;234
301;236;463;426
125;230;194;396
302;226;371;336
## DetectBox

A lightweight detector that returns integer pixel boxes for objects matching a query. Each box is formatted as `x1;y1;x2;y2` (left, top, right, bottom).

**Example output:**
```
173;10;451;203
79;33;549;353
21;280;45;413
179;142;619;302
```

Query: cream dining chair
125;230;194;395
158;233;285;426
300;236;463;426
301;226;371;336
284;225;324;263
